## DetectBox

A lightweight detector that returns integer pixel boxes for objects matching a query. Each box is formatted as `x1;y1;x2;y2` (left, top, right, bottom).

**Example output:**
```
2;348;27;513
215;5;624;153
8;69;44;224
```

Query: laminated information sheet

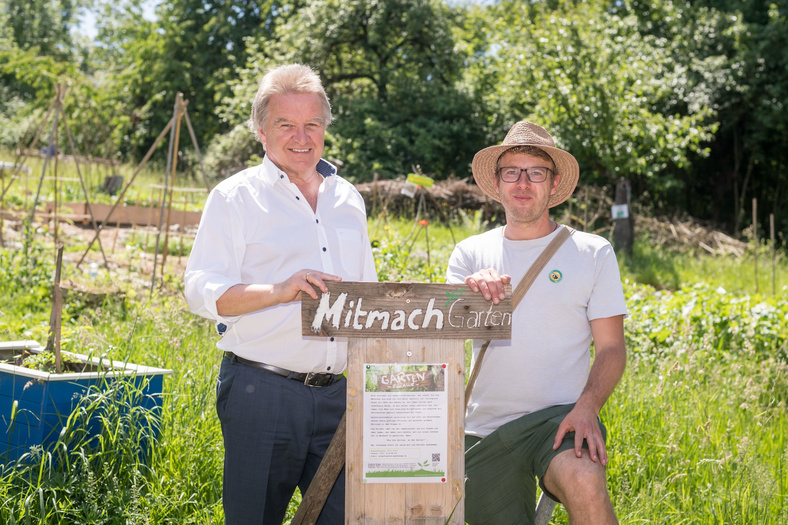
362;363;448;483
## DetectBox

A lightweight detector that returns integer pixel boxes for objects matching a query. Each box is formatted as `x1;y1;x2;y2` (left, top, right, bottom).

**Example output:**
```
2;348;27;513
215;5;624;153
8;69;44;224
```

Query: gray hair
248;64;332;138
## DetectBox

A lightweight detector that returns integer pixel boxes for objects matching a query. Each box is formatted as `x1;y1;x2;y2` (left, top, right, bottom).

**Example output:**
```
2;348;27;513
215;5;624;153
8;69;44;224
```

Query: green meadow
0;208;786;523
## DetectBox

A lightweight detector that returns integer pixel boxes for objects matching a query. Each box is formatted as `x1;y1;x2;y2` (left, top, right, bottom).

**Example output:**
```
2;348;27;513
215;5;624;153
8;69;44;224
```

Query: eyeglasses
497;166;553;184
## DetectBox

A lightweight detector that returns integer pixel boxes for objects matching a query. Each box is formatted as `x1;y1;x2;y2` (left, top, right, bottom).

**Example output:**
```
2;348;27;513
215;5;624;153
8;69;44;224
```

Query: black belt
224;352;339;387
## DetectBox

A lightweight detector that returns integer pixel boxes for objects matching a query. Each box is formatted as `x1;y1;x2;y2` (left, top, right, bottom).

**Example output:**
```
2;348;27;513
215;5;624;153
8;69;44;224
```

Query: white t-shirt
446;225;627;438
184;155;378;374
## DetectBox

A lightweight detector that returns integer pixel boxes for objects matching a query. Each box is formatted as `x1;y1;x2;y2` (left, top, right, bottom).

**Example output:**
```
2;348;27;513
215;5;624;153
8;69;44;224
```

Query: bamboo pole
151;93;185;296
182;108;211;192
62;114;110;268
53;109;60;248
76;116;174;267
27;86;65;256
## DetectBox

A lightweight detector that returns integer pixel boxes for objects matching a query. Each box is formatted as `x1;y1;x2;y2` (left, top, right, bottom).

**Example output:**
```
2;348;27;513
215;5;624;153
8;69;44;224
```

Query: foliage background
1;0;787;239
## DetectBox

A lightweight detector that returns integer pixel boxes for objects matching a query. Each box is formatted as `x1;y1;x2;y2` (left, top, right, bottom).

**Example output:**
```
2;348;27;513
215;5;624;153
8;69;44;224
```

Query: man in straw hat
446;121;627;524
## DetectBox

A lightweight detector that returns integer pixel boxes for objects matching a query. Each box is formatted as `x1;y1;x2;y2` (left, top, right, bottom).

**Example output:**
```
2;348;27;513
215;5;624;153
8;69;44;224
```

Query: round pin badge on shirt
549;270;563;283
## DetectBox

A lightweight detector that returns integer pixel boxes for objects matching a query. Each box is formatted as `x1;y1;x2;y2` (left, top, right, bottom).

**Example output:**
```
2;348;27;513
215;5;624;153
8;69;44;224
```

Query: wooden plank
292;413;347;525
302;282;512;340
346;337;465;525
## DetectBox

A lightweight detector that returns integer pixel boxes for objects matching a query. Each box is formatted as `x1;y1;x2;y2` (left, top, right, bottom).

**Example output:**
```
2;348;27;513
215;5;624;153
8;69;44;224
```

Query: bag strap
464;226;574;408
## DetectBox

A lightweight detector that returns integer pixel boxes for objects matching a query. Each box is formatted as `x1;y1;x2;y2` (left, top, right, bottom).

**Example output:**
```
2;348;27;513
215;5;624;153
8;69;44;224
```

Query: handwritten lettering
310;293;510;334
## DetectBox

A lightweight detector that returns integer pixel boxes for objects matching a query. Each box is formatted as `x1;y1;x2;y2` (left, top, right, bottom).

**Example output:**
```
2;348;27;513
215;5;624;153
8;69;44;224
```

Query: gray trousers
216;356;346;524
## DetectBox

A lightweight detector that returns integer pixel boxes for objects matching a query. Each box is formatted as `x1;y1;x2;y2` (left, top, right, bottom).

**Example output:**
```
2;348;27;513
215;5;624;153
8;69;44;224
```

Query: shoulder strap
464;226;574;408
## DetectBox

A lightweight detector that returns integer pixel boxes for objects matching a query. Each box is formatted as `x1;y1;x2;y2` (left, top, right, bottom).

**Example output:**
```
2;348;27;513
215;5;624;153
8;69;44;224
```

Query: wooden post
612;178;633;254
75;115;175;268
753;198;758;294
45;244;64;374
152;93;189;296
300;282;512;524
53;117;60;248
770;213;775;296
583;186;588;232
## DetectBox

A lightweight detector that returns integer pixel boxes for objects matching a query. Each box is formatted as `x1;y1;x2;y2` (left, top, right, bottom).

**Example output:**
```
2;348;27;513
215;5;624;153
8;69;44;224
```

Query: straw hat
472;121;579;207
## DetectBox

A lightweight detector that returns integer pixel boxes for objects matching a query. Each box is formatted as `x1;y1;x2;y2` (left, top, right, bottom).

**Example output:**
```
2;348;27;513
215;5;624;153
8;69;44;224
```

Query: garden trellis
0;86;212;296
0;83;110;265
73;92;211;297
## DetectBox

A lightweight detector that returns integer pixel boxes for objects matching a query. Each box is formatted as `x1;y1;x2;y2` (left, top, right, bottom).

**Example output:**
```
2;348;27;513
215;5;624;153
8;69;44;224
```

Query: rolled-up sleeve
184;188;243;324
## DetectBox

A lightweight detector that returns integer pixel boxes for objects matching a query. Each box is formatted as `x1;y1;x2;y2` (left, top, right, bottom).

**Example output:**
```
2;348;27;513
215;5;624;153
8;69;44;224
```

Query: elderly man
446;121;627;525
185;64;377;524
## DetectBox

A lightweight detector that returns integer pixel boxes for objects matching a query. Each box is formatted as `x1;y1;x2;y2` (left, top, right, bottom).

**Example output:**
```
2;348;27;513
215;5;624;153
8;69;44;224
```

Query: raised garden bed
0;340;172;463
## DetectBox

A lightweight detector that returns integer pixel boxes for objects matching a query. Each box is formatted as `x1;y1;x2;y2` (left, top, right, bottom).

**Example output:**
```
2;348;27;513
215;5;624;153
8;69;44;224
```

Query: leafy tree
92;0;302;163
684;0;788;235
0;0;90;148
467;0;724;215
221;0;487;182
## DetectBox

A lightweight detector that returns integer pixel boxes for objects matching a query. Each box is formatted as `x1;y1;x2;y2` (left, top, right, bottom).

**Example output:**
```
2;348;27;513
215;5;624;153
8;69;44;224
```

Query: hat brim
472;144;579;207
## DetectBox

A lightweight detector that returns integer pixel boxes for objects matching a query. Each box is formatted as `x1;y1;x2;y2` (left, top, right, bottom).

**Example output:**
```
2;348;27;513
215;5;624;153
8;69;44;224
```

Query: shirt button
327;366;332;371
316;219;319;224
330;337;335;342
322;247;327;252
296;196;300;200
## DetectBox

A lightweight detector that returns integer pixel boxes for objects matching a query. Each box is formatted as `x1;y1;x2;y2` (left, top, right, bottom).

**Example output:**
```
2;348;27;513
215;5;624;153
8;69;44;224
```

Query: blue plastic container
0;340;172;463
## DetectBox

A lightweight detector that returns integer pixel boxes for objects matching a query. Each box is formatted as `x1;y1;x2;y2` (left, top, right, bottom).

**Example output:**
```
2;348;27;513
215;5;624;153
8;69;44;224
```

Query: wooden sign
346;337;467;525
301;281;512;339
297;282;512;525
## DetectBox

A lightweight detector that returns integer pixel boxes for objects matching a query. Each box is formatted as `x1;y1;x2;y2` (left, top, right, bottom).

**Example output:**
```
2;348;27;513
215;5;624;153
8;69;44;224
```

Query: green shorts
464;403;607;525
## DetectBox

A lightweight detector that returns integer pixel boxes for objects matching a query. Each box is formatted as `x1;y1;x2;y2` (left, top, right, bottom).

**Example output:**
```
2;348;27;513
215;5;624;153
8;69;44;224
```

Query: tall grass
0;217;787;523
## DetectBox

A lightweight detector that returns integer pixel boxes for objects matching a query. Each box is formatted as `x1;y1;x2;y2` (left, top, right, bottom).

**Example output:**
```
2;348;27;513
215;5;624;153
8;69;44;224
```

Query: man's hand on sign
464;268;511;305
280;270;341;302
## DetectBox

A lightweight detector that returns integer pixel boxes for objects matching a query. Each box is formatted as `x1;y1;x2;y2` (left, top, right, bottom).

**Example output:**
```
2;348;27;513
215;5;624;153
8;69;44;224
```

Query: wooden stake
770;213;775;296
76;116;175;267
151;93;186;296
291;412;347;525
182;108;212;192
753;198;758;294
63;113;110;268
27;85;65;253
584;186;589;232
45;244;64;374
53;116;60;248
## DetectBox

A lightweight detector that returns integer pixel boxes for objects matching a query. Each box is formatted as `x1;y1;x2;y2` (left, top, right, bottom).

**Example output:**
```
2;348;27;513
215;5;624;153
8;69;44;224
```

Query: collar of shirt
260;155;337;186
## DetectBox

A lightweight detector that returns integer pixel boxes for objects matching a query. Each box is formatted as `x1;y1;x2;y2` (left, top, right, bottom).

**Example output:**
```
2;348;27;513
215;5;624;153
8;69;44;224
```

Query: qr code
432;453;440;462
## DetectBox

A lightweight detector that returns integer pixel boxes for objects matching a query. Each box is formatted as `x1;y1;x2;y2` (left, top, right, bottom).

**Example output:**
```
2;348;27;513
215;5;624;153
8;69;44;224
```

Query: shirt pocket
335;228;364;279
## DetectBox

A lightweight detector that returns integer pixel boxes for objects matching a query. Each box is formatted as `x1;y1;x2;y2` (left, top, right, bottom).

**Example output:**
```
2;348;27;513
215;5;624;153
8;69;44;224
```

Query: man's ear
550;173;561;195
257;128;267;147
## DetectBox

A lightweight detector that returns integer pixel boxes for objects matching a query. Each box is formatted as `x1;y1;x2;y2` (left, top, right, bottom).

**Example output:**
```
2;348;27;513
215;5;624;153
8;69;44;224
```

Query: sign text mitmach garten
301;282;512;339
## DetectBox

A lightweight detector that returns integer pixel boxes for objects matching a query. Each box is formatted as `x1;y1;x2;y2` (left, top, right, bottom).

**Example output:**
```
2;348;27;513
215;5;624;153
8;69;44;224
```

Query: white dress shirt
184;155;378;374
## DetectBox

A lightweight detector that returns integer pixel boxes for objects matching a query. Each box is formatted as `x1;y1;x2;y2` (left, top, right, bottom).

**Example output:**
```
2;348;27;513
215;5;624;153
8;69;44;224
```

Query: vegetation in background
1;0;787;239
